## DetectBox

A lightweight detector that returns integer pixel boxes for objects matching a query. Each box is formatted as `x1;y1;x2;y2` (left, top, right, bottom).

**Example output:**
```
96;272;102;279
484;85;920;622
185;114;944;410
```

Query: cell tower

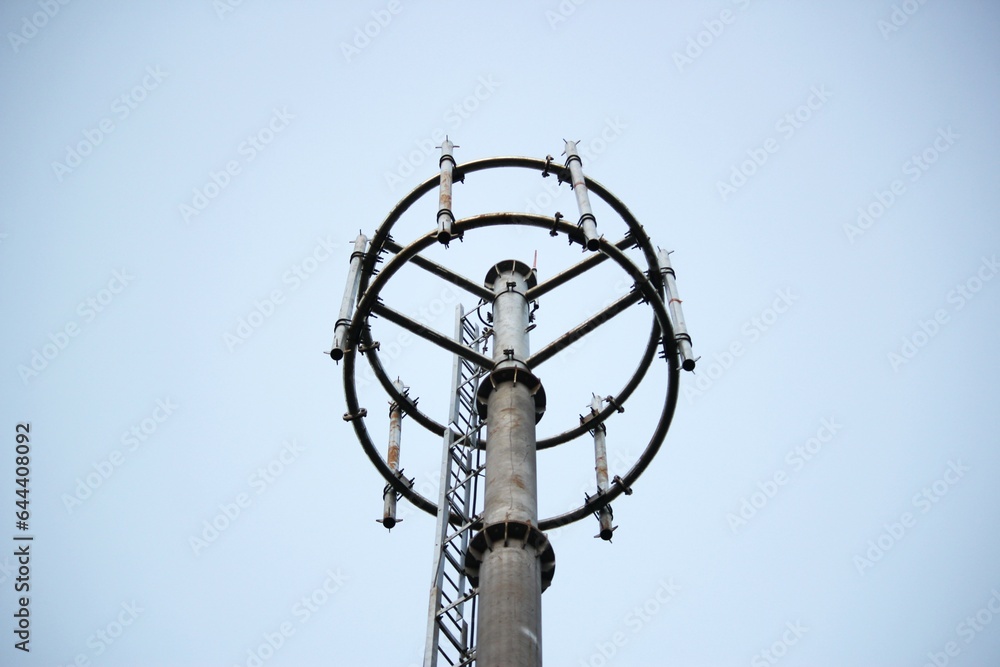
330;139;695;666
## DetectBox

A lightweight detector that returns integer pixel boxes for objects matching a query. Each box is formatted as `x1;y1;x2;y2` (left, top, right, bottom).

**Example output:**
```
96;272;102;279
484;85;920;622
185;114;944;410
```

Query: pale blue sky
2;2;999;666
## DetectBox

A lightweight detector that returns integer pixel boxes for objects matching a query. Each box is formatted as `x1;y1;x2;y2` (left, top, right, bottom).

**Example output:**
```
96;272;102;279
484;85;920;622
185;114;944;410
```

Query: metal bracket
343;408;368;421
612;475;633;496
550;212;563;237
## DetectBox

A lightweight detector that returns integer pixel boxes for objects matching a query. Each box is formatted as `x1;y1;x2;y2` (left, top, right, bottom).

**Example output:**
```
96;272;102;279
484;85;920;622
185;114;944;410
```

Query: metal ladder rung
443;517;479;545
442;566;464;593
443;548;465;575
436;587;478;620
440;603;466;630
449;463;484;489
456;373;480;392
437;621;466;653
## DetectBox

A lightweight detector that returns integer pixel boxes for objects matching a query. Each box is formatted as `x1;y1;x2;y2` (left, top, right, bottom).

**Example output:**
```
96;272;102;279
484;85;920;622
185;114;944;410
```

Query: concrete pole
477;260;543;667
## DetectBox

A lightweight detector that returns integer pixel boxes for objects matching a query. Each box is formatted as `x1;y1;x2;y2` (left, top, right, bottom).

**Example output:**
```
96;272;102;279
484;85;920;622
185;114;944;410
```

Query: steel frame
337;156;690;531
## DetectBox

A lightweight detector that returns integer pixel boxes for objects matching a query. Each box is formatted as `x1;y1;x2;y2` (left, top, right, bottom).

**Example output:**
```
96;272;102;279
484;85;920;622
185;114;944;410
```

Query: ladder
423;305;487;667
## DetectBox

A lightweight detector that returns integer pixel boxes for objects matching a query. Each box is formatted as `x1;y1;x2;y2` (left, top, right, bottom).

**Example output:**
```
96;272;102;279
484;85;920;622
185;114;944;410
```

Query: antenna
330;140;696;666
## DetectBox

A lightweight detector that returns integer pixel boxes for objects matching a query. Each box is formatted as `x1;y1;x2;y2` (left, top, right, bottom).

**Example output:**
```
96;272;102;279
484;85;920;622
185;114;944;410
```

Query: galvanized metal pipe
591;395;614;541
658;249;696;371
371;302;493;370
526;290;642;369
437;138;456;245
526;236;634;301
382;379;405;529
330;233;368;361
564;140;600;251
383;239;495;302
478;262;543;667
489;267;532;366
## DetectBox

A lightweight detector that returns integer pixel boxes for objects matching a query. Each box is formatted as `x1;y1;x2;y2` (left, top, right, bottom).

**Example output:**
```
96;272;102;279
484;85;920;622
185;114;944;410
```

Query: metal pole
437;138;456;245
657;249;696;371
564;140;600;251
476;260;545;667
590;395;614;541
330;233;368;361
381;378;405;529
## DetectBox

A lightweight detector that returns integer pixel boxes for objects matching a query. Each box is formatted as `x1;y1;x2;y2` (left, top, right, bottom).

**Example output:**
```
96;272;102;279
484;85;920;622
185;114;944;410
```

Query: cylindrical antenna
564;140;600;251
658;248;696;371
436;138;456;245
591;394;615;541
379;378;406;530
330;233;368;361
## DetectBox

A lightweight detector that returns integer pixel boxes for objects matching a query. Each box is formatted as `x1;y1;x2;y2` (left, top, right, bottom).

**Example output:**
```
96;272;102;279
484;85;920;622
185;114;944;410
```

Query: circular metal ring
343;208;680;529
350;215;663;449
352;157;667;448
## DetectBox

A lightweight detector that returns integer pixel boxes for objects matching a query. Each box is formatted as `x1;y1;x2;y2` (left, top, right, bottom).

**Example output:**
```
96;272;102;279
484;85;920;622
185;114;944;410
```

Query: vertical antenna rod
658;249;696;371
564;140;600;251
330;233;368;361
379;379;405;529
590;394;614;541
437;138;457;245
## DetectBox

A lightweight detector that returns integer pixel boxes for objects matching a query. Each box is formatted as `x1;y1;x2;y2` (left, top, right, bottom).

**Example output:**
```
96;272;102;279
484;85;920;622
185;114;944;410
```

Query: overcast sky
2;1;999;666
